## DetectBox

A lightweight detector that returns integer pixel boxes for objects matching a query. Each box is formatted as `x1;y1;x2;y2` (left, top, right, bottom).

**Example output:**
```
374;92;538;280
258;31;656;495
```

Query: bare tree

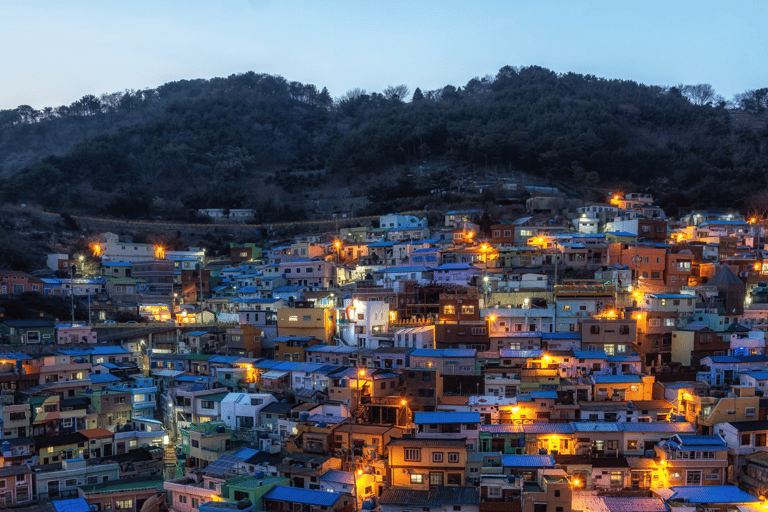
383;84;410;102
681;84;718;105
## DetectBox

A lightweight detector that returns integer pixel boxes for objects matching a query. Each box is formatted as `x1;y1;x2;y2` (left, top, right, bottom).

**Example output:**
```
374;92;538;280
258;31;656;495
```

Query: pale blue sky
1;0;766;110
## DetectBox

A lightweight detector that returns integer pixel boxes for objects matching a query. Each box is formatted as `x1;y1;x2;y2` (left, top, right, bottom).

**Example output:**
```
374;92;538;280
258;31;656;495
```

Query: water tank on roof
216;425;226;433
300;412;310;423
254;471;265;479
318;422;328;428
539;448;547;455
2;441;10;453
237;499;252;510
626;401;634;408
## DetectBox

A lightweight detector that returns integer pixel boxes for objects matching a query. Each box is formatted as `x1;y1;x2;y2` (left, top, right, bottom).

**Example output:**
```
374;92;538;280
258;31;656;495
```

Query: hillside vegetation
2;66;767;220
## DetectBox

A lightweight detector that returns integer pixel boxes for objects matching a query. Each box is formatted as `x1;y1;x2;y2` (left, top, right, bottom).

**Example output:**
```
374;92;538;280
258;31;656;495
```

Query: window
606;440;618;450
756;434;767;447
686;471;702;485
648;318;661;327
742;434;751;446
447;473;462;485
404;448;420;461
115;500;133;510
433;452;443;463
664;318;675;327
471;327;487;335
288;315;298;321
460;305;475;315
429;472;443;486
191;439;200;448
201;400;214;409
448;452;459;463
627;440;638;450
610;472;623;487
562;305;571;311
410;474;423;484
487;486;501;497
443;305;455;315
65;479;77;487
192;498;199;509
747;407;756;417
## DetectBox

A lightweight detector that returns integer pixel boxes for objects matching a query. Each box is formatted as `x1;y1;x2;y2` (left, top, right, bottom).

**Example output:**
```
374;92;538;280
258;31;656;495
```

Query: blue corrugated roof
90;346;132;355
433;262;481;271
593;375;643;384
264;486;343;506
52;498;91;512
542;332;581;339
318;470;355;485
500;454;555;468
499;349;544;358
414;411;481;424
667;485;759;503
573;350;608;359
529;390;558;399
90;374;121;384
411;348;476;358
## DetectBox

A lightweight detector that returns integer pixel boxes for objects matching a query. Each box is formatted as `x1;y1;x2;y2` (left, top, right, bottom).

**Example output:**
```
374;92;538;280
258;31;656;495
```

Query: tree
681;84;718;105
733;88;768;114
383;84;410;102
411;87;424;102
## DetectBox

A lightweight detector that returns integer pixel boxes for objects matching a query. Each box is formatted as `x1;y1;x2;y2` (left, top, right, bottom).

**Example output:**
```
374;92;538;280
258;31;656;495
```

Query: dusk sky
1;0;766;110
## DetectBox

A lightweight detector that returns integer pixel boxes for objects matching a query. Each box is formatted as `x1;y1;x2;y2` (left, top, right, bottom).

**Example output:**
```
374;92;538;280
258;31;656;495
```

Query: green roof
186;353;214;361
79;475;164;494
187;421;230;434
226;475;288;490
204;392;230;402
107;277;146;285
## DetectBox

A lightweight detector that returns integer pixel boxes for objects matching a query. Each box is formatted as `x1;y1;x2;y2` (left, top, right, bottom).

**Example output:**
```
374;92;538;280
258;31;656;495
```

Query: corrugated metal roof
411;348;476;358
501;454;555;468
592;375;643;384
318;470;354;485
666;485;759;504
620;422;695;433
522;424;573;434
264;485;343;506
602;497;667;512
529;390;558;399
414;411;481;424
499;349;544;358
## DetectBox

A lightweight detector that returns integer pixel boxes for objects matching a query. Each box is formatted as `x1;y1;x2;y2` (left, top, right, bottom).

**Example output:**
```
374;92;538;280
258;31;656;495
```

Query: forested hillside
2;66;767;221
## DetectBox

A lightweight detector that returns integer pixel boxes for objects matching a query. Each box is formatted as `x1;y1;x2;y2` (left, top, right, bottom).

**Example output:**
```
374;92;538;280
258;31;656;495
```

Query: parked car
124;320;139;325
101;320;116;325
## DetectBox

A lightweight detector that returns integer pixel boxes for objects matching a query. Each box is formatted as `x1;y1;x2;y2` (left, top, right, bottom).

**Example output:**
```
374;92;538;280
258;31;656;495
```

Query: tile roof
379;487;479;507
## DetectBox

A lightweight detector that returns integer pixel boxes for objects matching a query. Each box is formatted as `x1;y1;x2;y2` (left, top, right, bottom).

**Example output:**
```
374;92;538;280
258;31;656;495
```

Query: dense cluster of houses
5;194;768;512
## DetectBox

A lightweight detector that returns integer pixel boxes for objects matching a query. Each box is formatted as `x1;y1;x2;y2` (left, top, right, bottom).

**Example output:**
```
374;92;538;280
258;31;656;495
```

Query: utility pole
70;265;75;324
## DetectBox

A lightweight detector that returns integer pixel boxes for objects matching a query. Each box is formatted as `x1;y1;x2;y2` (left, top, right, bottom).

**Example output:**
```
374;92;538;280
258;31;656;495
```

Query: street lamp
481;243;490;306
